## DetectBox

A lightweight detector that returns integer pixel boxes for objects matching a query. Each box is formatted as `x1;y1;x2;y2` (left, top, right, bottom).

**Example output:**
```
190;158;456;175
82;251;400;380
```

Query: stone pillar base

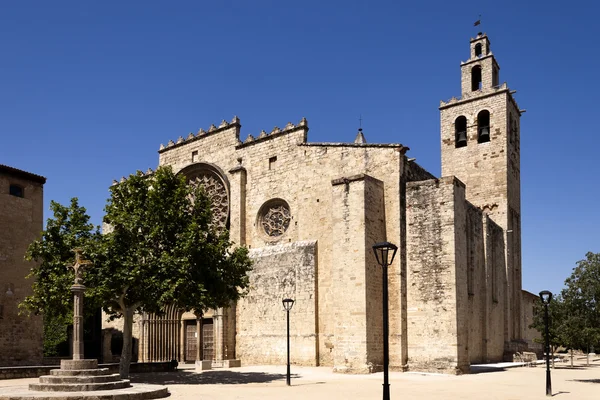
60;359;98;370
195;360;212;371
221;359;241;368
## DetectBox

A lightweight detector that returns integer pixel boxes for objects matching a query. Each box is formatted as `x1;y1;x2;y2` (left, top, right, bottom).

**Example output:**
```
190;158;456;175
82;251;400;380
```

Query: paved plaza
0;359;598;399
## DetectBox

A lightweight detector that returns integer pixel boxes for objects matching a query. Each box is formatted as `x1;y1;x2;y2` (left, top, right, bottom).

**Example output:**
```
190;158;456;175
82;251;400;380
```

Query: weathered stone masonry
0;165;45;366
101;33;537;374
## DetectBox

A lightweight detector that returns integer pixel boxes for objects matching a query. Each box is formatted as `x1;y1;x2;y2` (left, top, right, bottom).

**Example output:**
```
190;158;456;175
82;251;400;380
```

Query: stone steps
50;368;111;376
39;373;122;384
29;379;131;392
0;383;169;399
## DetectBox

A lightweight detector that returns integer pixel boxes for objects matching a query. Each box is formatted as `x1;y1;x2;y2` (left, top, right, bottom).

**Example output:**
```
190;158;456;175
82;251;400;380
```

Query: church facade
104;33;536;374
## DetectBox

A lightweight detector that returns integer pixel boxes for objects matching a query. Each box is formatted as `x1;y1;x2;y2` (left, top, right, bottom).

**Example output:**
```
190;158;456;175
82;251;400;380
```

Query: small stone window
9;184;24;198
477;110;490;143
455;116;467;148
471;65;482;91
192;151;198;163
258;199;291;238
475;43;483;58
269;156;277;170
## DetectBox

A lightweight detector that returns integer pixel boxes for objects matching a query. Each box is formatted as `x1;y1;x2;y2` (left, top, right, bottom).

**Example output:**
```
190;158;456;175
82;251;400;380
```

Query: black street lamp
372;241;398;400
282;298;295;386
539;290;553;397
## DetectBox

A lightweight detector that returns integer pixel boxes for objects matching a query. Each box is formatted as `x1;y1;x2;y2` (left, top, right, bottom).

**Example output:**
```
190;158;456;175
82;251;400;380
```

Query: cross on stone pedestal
68;248;93;361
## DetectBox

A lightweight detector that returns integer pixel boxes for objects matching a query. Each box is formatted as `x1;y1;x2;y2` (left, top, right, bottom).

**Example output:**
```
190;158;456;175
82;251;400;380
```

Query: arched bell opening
455;116;468;148
471;65;482;92
477;110;491;143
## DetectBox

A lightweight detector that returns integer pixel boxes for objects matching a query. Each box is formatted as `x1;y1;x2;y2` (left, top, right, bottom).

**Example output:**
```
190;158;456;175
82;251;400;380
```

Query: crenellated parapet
440;83;509;108
236;117;308;148
112;168;155;186
158;116;241;153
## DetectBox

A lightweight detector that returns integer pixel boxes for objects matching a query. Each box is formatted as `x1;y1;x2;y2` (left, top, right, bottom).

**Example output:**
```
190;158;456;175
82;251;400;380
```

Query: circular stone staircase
0;360;168;400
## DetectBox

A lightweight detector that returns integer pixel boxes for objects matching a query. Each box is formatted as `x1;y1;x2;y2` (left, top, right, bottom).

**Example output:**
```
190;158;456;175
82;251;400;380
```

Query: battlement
112;168;154;185
439;83;509;108
236;117;308;148
158;116;310;153
159;116;242;153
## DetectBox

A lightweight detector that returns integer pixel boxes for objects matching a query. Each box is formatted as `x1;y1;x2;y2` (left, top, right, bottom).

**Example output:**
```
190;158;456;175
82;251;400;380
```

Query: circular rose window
180;163;230;230
258;199;291;238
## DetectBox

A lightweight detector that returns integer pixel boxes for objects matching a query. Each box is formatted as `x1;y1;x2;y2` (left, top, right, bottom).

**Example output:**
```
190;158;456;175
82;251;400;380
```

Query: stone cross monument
68;248;92;360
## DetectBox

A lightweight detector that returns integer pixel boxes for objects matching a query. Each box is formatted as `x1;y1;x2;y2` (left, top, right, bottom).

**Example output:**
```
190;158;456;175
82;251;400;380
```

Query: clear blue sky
1;1;598;296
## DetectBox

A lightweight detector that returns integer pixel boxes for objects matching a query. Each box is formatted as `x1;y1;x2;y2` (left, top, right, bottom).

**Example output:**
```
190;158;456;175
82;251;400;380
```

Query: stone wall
521;291;542;353
483;215;507;361
405;177;469;374
466;203;486;363
236;240;318;365
331;174;385;373
157;117;407;369
0;167;45;366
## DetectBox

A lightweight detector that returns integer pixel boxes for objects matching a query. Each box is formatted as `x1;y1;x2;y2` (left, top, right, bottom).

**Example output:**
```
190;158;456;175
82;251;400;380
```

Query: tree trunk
119;307;135;379
571;349;574;367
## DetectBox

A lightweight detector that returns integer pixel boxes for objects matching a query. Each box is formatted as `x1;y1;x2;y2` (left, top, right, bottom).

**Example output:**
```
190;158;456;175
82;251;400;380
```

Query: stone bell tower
439;33;524;343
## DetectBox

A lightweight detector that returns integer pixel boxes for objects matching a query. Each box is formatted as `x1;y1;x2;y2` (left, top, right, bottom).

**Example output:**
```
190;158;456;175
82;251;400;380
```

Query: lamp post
282;298;295;386
372;242;398;400
539;290;553;397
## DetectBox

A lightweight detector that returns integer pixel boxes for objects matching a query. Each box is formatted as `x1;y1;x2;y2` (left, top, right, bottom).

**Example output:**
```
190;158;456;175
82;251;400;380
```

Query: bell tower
439;33;524;343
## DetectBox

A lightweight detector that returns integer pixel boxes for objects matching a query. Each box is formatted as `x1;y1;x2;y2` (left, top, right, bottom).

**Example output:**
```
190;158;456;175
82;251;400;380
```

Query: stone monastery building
105;33;537;374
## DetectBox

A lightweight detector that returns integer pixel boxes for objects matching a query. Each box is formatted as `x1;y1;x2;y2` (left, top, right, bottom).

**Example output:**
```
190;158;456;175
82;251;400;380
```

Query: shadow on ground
130;370;300;385
470;366;507;374
571;379;600;384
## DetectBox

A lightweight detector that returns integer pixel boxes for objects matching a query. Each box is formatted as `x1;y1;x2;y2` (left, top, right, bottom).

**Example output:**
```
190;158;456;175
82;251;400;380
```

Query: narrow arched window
477;110;490;143
471;66;482;91
475;43;483;58
455;116;467;148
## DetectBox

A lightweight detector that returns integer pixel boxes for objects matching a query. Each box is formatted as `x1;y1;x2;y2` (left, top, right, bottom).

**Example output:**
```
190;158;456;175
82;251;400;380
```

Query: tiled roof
0;164;46;184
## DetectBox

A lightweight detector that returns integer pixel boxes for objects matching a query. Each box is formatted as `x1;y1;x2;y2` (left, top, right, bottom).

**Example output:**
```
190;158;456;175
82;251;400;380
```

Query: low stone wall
0;361;175;380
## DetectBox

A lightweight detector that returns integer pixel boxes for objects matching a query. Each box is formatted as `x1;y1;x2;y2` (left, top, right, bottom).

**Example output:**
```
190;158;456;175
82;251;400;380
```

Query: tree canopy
531;252;600;354
22;166;253;377
20;198;102;356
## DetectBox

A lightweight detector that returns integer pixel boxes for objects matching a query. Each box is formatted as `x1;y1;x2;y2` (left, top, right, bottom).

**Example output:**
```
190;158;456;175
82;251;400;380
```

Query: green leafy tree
531;252;600;364
94;166;252;377
530;294;565;358
561;252;600;357
21;167;252;377
20;198;102;356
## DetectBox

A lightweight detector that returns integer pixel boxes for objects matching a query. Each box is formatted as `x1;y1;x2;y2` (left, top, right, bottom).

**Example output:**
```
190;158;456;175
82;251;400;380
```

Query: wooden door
185;322;197;362
202;318;214;361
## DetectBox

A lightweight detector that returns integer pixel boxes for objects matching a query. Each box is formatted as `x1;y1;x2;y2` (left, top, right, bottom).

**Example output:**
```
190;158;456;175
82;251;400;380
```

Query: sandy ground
0;358;598;399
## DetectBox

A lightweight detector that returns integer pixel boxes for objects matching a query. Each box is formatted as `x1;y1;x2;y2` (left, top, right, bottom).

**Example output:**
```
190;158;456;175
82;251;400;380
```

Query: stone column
71;283;86;360
213;308;223;362
67;249;92;362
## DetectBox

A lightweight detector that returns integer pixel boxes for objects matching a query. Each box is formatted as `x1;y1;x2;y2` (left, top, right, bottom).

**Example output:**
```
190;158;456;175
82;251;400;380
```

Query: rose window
188;172;229;229
259;200;291;237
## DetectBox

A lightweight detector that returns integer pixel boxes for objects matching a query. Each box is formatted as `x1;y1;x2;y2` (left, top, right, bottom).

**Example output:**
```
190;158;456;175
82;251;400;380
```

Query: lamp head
372;242;398;267
282;298;295;311
539;290;553;304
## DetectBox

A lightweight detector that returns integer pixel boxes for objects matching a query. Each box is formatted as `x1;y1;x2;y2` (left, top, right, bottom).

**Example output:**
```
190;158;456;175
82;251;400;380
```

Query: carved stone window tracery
258;200;291;238
181;163;230;230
